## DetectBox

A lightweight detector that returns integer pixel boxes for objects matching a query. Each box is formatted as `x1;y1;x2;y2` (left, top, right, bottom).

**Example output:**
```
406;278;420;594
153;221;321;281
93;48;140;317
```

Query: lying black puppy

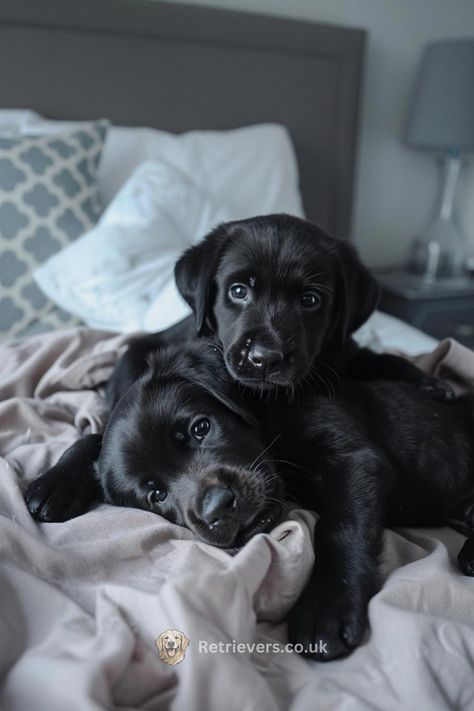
100;344;284;548
108;214;452;405
26;343;284;542
26;341;474;662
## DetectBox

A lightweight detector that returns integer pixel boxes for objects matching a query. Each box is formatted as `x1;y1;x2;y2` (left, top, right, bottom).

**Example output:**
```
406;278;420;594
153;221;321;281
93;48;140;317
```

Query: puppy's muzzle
186;465;284;547
199;485;237;528
247;343;284;374
235;335;286;380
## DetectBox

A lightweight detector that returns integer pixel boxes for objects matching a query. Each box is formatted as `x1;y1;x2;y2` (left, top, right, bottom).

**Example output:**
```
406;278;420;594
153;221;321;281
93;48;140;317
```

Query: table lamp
405;38;474;281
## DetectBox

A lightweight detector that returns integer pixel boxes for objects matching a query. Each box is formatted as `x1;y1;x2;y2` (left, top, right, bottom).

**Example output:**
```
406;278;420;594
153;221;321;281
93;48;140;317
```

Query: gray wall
152;0;474;268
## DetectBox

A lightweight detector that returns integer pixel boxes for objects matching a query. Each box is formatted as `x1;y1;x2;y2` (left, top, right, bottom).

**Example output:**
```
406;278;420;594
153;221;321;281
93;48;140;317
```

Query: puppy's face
175;215;379;390
99;346;283;548
212;227;335;388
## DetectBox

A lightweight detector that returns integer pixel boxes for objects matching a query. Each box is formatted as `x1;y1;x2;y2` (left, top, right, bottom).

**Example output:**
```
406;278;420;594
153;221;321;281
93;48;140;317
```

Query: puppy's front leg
288;448;389;661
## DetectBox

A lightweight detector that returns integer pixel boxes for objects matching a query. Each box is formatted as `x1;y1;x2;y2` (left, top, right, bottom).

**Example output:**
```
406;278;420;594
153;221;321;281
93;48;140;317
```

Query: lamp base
408;214;466;281
408;151;467;282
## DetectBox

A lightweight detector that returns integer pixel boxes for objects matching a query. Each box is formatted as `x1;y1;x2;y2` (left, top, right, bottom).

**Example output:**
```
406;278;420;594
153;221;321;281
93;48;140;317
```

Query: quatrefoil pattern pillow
0;120;108;340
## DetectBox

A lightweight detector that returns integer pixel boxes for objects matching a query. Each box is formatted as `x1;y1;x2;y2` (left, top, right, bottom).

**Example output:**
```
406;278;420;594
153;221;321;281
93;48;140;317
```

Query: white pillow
354;310;438;355
34;161;228;332
14;113;305;219
0;109;40;135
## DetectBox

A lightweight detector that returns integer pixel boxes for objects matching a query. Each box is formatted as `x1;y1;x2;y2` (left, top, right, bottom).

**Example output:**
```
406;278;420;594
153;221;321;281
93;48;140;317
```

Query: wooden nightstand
375;270;474;349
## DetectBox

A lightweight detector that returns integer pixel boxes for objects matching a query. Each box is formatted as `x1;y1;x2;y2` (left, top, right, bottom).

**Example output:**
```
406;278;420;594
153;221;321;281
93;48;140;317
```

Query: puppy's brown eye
191;417;211;440
148;489;168;506
301;292;322;309
229;283;249;301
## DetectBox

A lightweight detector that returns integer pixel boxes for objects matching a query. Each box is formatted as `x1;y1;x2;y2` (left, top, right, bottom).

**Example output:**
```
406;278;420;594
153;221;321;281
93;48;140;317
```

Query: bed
1;1;474;709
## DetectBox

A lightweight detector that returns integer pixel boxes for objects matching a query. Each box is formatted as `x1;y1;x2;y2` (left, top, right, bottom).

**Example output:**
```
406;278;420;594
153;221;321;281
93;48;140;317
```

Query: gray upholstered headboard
0;0;366;240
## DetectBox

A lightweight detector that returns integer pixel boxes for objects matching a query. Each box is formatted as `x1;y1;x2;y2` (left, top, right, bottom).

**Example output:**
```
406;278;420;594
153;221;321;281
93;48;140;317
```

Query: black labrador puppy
26;341;474;662
100;343;284;548
26;342;284;541
107;214;452;404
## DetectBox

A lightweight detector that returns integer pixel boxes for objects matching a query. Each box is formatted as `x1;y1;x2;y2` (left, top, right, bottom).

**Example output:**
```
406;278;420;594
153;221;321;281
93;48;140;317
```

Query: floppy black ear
184;343;259;427
146;342;259;427
200;377;259;428
333;241;380;342
174;225;231;336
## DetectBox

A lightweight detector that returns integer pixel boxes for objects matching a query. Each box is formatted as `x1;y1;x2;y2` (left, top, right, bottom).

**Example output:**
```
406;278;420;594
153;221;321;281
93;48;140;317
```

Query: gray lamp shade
405;39;474;152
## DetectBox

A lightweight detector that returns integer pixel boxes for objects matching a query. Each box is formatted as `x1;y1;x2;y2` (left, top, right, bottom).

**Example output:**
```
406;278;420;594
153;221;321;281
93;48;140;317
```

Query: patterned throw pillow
0;121;108;340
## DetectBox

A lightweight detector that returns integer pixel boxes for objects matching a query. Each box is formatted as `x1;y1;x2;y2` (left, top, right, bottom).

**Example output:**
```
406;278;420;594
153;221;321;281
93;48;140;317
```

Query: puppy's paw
25;467;96;522
287;582;367;661
458;535;474;577
420;377;455;402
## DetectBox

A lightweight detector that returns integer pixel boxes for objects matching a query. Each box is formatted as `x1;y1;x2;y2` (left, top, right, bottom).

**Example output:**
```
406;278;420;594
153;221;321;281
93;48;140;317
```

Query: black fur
25;342;474;662
108;215;454;407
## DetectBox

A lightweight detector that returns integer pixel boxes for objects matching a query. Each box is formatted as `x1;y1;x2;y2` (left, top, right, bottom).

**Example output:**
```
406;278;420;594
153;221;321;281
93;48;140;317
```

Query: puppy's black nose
201;486;236;527
247;344;284;372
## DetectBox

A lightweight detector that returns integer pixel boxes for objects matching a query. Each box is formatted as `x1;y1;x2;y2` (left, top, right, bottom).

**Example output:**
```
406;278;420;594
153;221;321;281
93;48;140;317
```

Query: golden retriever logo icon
156;629;190;666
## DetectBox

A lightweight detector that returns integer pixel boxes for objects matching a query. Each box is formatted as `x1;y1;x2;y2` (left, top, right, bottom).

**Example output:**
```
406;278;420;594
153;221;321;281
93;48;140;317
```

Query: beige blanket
1;329;474;711
413;337;474;395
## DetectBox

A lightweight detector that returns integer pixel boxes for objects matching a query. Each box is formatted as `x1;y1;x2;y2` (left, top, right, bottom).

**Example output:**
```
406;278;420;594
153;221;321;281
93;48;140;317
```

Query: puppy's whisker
308;365;335;400
303;370;322;400
259;458;315;479
262;495;288;509
263;473;281;486
315;362;337;399
305;373;318;398
314;358;341;383
248;433;283;471
320;369;335;400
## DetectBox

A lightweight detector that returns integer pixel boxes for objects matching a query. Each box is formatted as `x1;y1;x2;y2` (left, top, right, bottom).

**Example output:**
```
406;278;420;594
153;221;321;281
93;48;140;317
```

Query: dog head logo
155;629;190;666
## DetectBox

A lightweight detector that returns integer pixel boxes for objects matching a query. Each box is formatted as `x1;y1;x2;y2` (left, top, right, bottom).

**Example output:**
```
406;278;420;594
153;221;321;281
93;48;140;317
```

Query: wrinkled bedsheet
1;327;474;711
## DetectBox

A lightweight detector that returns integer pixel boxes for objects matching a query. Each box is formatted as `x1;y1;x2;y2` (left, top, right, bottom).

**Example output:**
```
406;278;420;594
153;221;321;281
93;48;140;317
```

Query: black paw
287;581;368;661
25;435;103;522
25;467;92;522
458;536;474;576
420;377;455;402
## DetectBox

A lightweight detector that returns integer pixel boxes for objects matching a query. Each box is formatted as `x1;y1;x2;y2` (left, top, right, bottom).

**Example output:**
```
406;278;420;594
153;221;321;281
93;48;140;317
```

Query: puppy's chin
234;502;285;546
191;519;240;549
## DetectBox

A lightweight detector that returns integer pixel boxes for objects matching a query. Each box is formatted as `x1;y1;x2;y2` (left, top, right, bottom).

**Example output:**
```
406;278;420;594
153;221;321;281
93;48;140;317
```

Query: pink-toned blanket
1;329;474;710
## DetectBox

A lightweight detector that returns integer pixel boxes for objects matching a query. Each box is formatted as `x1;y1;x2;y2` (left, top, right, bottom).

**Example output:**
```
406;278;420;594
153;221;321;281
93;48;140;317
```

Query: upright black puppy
26;341;474;663
108;214;452;405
